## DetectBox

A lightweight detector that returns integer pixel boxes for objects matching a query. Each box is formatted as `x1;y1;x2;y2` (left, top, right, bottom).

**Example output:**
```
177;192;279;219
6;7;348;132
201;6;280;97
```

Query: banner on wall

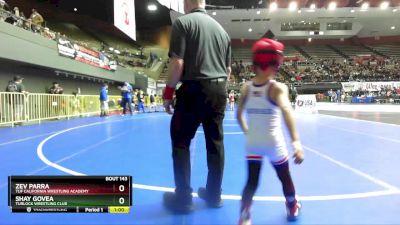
341;82;400;92
57;38;116;71
295;95;318;114
147;77;156;89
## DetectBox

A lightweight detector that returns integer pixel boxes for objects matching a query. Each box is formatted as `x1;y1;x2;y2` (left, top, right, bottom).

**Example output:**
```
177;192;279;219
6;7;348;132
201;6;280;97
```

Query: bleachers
232;48;252;62
91;30;140;52
332;45;374;58
300;45;343;60
48;22;102;50
367;44;400;58
233;46;303;62
284;45;303;58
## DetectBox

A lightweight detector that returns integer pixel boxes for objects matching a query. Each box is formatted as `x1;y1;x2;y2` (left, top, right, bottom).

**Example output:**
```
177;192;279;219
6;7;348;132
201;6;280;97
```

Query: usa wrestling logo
253;91;262;97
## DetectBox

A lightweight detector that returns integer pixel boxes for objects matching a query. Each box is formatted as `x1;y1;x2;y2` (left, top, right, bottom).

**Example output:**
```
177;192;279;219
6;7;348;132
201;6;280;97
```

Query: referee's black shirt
169;8;231;81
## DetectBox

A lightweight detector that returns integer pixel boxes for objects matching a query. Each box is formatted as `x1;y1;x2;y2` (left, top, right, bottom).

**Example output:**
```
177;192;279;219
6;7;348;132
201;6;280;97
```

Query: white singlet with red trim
244;80;288;165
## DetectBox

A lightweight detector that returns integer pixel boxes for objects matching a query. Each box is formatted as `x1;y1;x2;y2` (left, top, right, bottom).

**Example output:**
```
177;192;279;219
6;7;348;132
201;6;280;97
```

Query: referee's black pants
170;79;227;203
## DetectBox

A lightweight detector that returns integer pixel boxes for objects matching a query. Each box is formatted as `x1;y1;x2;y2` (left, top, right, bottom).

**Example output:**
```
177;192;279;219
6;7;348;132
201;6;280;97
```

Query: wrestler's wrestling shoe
238;207;252;225
286;200;301;221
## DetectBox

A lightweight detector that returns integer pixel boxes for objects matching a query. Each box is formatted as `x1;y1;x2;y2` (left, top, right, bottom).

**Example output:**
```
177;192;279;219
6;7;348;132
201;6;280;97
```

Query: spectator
5;75;27;122
23;18;32;31
327;89;333;102
239;60;245;73
30;9;44;33
12;7;23;27
137;90;145;113
0;0;10;21
71;91;81;116
228;90;235;111
132;89;138;112
336;89;342;103
149;93;156;112
13;6;19;17
43;27;55;40
0;0;5;9
49;82;64;94
99;83;109;117
118;82;133;115
5;75;28;94
290;87;298;105
332;90;337;102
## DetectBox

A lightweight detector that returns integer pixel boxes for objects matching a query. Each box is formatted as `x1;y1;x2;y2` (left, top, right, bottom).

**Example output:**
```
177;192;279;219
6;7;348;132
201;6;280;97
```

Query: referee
163;0;231;214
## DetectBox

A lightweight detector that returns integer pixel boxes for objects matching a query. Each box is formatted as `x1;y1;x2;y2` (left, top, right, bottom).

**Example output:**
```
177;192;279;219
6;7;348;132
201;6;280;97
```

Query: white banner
158;0;185;14
114;0;136;41
342;82;400;92
341;82;358;92
295;95;318;114
148;78;156;89
157;83;166;88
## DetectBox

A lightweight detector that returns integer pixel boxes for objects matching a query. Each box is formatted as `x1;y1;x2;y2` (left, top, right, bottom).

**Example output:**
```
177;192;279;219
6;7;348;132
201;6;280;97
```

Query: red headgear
252;38;285;71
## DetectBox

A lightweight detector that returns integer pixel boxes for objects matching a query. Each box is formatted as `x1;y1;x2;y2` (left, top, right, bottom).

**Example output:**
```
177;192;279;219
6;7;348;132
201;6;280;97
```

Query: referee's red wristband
163;86;175;100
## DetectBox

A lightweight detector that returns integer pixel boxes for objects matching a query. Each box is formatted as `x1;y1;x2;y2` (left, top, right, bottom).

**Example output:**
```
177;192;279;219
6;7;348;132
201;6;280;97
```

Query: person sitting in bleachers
30;9;44;33
49;82;64;94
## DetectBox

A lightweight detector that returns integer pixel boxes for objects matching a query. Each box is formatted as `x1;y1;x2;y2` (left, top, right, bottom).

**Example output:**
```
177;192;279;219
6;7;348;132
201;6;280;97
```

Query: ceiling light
350;9;355;12
73;8;77;12
310;3;316;9
269;2;278;11
361;2;369;10
328;2;337;11
308;38;312;42
148;4;157;11
391;26;396;30
248;28;253;32
380;1;389;9
289;1;298;11
212;11;217;16
256;10;261;14
301;20;305;23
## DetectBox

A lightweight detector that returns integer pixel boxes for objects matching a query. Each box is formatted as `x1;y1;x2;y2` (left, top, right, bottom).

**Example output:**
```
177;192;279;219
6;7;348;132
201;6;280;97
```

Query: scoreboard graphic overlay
8;176;132;213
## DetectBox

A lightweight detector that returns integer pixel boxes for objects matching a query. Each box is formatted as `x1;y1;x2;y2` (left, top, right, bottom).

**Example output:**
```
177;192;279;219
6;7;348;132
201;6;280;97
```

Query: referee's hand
164;99;173;115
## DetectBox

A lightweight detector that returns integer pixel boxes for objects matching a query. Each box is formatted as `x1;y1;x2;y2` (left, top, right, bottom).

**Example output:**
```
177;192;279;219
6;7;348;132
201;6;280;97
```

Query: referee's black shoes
163;192;194;214
198;187;224;208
